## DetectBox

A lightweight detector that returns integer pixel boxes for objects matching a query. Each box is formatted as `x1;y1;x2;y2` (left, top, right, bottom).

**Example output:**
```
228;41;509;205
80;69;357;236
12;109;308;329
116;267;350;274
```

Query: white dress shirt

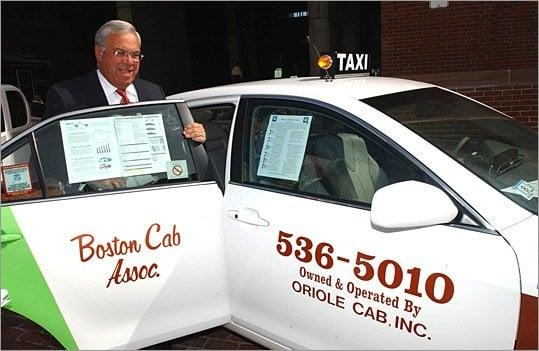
96;69;139;105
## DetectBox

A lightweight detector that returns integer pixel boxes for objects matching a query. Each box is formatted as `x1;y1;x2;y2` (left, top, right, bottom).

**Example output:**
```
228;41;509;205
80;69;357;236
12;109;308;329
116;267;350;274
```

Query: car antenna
306;35;321;57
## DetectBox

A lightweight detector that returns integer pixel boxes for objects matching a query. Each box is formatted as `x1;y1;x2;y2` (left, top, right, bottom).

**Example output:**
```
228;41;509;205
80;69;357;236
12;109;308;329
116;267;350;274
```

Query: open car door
1;101;230;349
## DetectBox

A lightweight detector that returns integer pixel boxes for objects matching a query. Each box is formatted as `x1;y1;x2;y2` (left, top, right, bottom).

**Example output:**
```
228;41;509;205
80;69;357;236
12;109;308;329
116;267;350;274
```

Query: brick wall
380;1;538;129
456;85;538;130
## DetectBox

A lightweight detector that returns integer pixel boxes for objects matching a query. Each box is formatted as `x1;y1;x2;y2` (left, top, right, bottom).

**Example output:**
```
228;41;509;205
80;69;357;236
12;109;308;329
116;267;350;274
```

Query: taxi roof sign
319;52;371;79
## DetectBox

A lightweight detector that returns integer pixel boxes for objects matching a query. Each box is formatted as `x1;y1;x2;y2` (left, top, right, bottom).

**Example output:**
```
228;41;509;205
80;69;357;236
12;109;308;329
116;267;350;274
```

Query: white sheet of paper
61;114;171;183
114;114;170;177
257;114;312;181
61;118;122;183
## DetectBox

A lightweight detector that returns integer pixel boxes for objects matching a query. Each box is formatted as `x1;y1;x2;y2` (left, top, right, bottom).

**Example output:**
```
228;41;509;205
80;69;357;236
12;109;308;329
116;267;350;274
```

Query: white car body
1;75;537;350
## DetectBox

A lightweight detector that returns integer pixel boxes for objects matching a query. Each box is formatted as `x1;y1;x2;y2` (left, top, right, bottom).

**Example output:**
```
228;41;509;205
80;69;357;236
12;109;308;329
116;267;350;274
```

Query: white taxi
1;74;537;350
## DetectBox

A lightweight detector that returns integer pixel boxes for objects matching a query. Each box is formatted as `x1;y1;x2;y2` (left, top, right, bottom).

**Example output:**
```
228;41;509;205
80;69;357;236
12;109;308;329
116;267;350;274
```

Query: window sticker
502;179;538;200
115;114;171;177
61;118;121;183
2;163;33;195
257;114;312;181
61;114;171;184
166;160;189;180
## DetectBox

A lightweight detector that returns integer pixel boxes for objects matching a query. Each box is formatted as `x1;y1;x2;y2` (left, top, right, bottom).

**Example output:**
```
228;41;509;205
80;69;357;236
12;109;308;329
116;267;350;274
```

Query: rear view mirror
370;181;458;231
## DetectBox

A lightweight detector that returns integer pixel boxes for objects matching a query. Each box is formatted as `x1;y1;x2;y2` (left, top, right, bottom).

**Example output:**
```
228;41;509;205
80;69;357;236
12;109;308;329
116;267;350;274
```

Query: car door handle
1;230;22;244
227;209;270;227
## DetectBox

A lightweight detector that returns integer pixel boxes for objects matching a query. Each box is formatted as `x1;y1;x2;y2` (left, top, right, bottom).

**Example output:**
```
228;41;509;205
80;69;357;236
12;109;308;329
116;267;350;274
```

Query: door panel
4;184;229;349
224;184;520;349
1;101;230;349
224;97;520;348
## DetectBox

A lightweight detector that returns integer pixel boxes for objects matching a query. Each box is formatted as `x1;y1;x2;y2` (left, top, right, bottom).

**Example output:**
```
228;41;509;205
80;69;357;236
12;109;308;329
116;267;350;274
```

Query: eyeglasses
110;48;144;61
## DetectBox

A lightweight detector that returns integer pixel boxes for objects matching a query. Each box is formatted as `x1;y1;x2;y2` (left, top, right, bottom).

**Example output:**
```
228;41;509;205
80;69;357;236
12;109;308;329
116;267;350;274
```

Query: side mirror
371;181;458;231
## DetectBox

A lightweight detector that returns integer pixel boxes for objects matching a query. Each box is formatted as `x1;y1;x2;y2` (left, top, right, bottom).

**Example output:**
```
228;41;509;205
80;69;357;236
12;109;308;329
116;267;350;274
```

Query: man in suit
43;19;206;143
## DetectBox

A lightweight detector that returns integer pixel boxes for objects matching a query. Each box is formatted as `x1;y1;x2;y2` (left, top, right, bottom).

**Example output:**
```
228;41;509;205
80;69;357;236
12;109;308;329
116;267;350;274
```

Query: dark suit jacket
42;70;166;119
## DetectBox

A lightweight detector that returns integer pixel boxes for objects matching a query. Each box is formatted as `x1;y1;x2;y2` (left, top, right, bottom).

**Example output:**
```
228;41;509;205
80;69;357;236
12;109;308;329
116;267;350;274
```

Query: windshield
363;87;538;214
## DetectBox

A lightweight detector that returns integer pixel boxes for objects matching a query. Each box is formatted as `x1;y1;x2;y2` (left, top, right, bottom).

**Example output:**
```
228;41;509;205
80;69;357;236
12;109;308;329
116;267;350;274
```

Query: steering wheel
452;136;471;156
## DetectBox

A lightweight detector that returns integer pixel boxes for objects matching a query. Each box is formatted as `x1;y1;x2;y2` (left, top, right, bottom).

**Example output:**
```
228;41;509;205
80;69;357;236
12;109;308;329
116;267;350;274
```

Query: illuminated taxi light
318;55;333;70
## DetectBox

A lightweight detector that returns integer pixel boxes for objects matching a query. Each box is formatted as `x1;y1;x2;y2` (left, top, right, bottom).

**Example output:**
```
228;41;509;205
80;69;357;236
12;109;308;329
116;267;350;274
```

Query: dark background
2;2;535;129
1;1;381;110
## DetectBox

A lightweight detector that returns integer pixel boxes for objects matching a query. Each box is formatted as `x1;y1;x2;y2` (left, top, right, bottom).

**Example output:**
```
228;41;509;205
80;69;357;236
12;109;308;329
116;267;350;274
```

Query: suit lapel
133;79;146;102
83;71;108;107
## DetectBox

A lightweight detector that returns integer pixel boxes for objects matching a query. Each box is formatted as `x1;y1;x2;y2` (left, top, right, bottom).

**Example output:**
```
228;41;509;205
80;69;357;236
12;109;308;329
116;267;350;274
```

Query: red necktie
116;89;130;104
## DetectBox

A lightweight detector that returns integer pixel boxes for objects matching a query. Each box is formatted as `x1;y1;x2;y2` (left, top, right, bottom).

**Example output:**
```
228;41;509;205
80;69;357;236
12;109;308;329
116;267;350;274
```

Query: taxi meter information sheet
257;114;312;181
60;114;170;184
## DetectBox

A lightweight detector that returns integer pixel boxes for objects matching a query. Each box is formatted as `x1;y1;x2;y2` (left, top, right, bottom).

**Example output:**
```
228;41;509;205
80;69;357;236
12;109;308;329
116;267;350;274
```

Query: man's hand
183;122;206;143
87;177;126;190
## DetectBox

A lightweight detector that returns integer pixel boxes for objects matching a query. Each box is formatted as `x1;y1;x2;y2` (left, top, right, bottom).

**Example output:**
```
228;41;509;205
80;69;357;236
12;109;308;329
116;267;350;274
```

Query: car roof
168;75;436;101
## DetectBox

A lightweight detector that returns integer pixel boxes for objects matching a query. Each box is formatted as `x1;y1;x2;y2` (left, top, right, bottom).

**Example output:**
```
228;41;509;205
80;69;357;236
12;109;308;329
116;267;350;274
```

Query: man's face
95;32;141;89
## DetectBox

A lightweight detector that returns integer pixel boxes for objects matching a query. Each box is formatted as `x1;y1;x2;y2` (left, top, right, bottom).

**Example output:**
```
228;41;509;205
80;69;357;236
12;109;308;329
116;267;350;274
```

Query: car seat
336;133;386;203
309;133;386;203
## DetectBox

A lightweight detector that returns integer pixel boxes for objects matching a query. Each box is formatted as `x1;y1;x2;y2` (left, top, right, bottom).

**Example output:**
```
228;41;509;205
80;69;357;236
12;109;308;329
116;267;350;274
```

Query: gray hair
95;20;141;47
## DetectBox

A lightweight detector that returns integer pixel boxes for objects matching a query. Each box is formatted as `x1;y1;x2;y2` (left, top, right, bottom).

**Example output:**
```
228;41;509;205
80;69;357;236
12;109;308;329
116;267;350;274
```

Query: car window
363;87;538;214
1;137;43;201
191;103;235;135
6;90;28;128
2;103;199;203
231;98;428;206
190;104;235;192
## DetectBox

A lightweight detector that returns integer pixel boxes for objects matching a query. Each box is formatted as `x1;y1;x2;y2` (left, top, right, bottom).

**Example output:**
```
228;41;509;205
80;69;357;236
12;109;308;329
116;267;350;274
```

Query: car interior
191;105;235;192
248;105;390;205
